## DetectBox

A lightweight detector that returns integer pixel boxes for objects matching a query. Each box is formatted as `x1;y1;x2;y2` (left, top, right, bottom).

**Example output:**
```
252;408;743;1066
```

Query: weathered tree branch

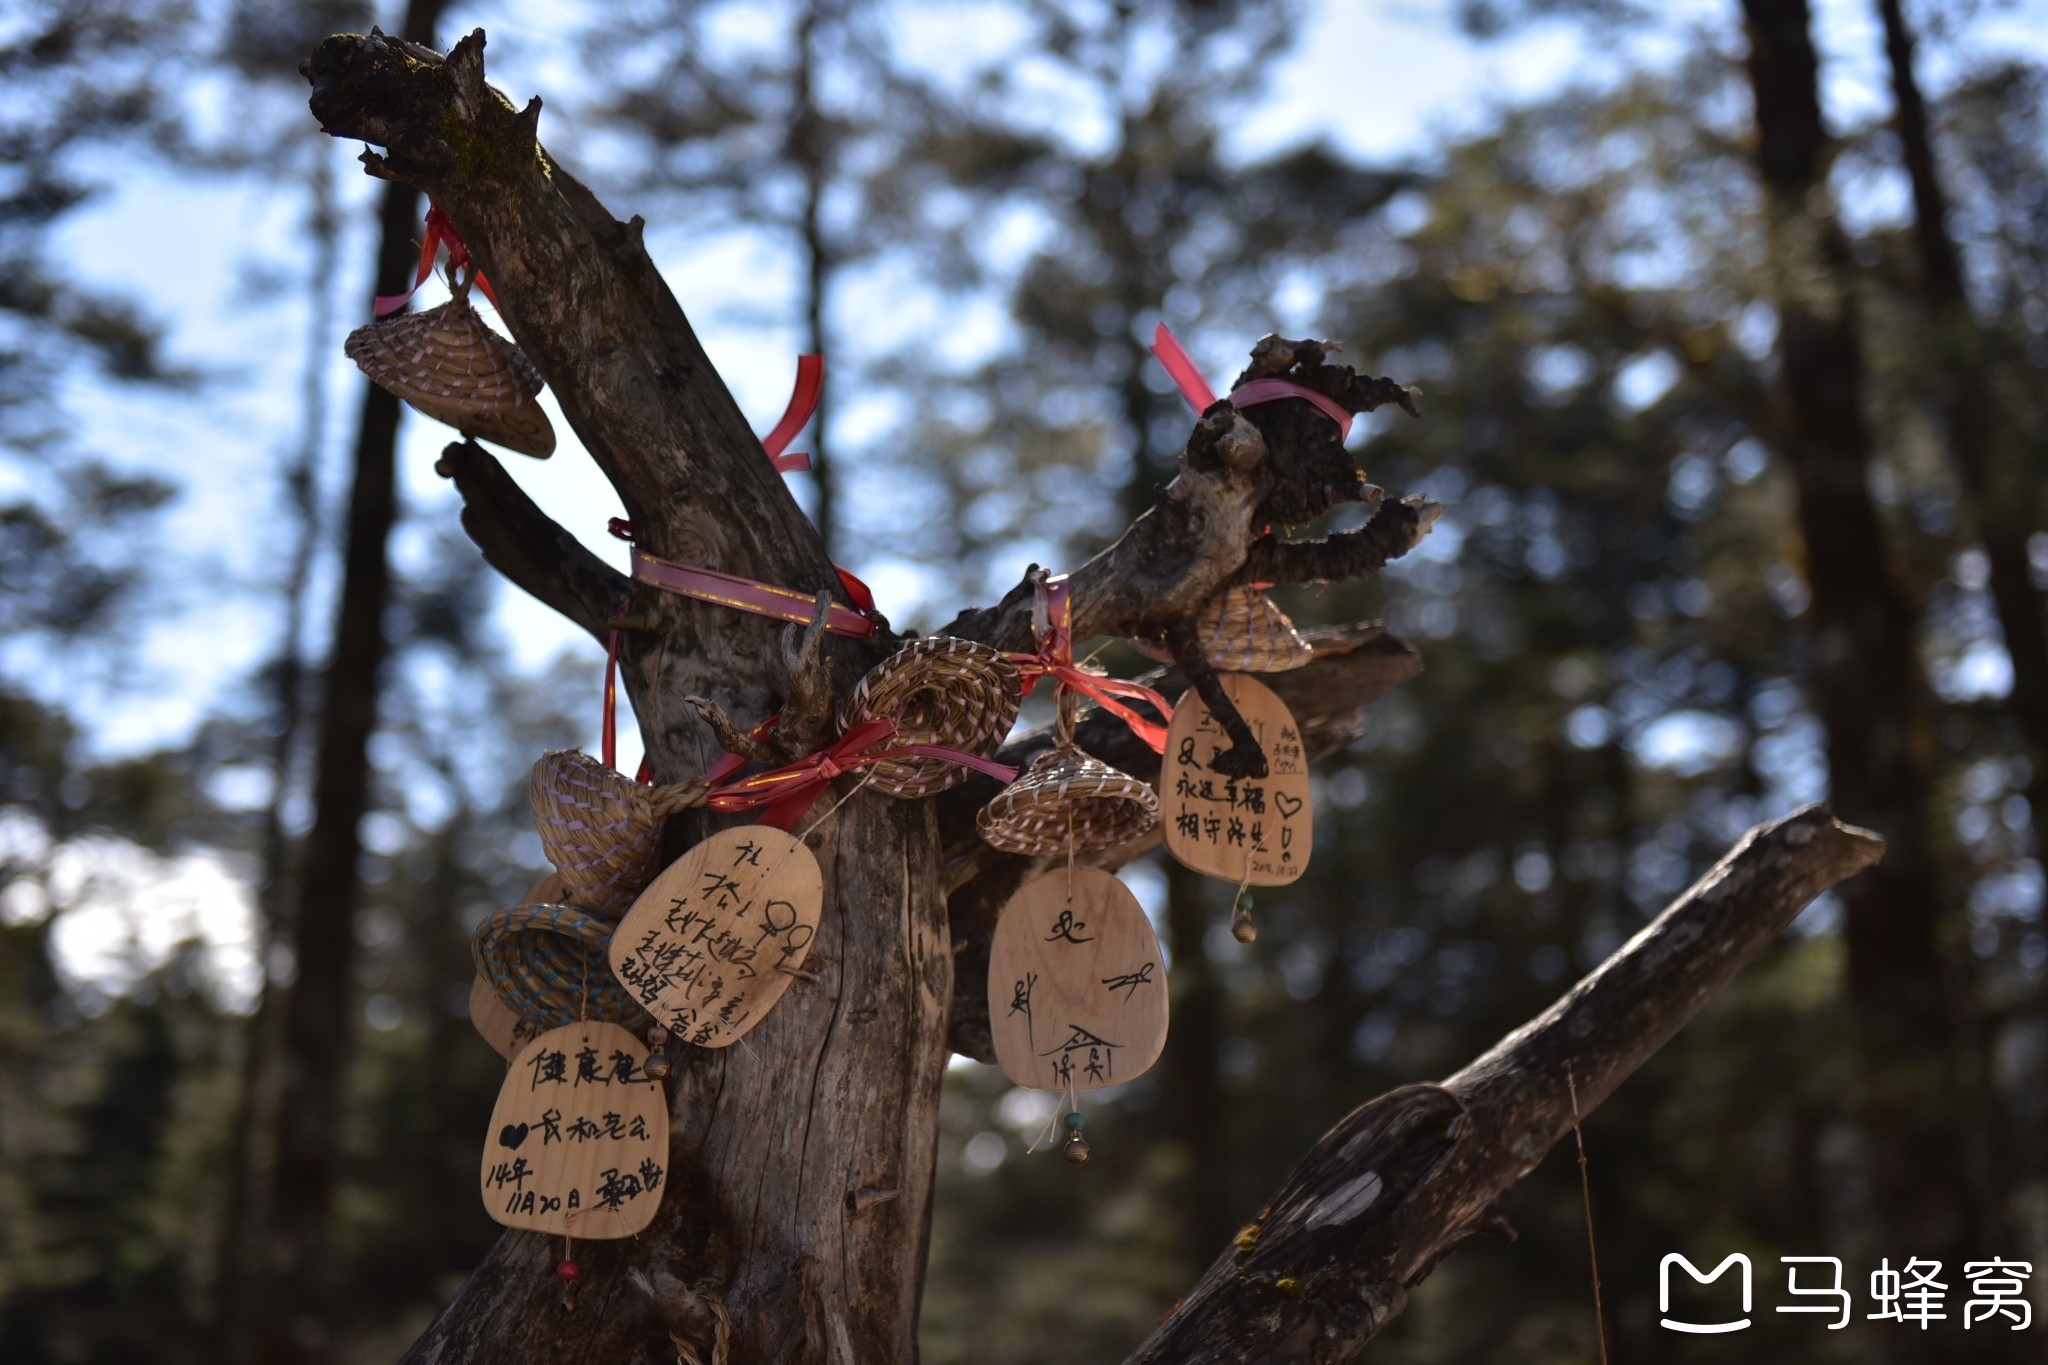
435;439;626;640
1124;804;1884;1362
1235;495;1442;588
938;386;1428;655
940;623;1423;1060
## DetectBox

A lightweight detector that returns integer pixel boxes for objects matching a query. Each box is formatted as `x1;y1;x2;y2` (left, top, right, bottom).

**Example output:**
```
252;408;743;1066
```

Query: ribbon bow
1006;575;1174;754
706;718;1018;830
374;202;500;317
1150;323;1355;437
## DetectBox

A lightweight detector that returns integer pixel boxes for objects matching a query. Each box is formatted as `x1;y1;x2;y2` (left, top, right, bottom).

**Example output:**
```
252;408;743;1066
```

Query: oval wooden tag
481;1020;669;1237
1160;672;1312;885
470;873;568;1060
988;868;1168;1092
607;825;823;1049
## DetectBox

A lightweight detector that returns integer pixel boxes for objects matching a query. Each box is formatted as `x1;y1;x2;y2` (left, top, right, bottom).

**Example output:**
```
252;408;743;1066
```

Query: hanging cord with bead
1230;858;1258;944
557;957;596;1305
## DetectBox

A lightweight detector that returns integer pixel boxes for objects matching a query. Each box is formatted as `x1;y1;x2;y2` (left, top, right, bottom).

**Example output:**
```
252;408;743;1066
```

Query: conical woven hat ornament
344;287;556;458
841;638;1023;797
976;740;1159;856
1135;586;1313;673
343;204;556;459
471;898;651;1031
531;750;704;922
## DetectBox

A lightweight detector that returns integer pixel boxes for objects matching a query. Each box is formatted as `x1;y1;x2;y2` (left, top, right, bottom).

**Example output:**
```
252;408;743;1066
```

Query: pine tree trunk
1738;0;1983;1306
257;4;447;1360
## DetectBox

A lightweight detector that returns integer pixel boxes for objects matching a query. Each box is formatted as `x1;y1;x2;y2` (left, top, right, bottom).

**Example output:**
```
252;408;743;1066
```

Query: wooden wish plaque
1160;672;1313;885
607;825;823;1049
469;872;568;1061
988;868;1168;1093
481;1019;669;1237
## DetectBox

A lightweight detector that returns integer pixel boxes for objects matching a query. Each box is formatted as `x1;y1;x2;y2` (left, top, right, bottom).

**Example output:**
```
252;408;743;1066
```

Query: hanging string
1568;1062;1611;1365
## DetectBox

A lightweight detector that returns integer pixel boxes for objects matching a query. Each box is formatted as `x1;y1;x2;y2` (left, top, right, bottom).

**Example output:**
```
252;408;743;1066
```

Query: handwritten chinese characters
606;825;823;1049
987;868;1168;1093
481;1020;668;1237
1160;672;1312;885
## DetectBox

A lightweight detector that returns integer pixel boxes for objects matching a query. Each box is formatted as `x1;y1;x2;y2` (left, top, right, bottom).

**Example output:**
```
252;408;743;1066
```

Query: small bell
1061;1109;1090;1164
1232;890;1258;944
642;1023;671;1080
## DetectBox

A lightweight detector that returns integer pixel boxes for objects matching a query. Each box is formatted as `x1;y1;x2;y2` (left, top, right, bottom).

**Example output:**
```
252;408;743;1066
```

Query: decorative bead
1231;897;1258;944
642;1051;671;1080
1063;1133;1091;1165
556;1259;580;1282
1062;1110;1086;1132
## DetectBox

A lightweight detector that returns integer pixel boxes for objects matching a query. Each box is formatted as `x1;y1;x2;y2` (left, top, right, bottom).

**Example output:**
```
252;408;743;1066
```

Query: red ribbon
601;617;653;784
1006;575;1174;754
1150;323;1354;438
760;355;823;474
374;203;500;317
706;718;1018;830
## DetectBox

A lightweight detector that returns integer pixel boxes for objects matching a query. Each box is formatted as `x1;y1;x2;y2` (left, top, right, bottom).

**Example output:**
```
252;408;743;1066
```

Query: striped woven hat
343;292;557;458
531;750;704;921
841;637;1023;797
1135;587;1314;673
471;900;650;1031
976;745;1158;855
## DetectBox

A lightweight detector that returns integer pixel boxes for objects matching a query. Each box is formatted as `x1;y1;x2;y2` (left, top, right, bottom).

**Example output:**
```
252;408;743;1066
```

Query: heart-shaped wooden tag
1160;672;1313;885
607;826;823;1048
987;868;1168;1092
481;1019;669;1237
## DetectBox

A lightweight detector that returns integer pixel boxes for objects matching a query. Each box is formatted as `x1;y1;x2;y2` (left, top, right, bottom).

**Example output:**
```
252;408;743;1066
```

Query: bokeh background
3;0;2047;1361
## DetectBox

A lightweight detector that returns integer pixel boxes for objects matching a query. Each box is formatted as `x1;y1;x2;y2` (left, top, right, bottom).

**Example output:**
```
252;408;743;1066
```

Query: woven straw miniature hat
343;292;557;458
472;900;650;1031
841;638;1023;797
1135;586;1314;673
976;745;1158;855
530;750;707;921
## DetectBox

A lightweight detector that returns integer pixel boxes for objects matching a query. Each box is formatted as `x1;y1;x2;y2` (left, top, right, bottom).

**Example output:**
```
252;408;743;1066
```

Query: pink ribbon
626;546;877;639
706;718;1017;830
374;203;499;316
1150;323;1354;437
1005;575;1174;754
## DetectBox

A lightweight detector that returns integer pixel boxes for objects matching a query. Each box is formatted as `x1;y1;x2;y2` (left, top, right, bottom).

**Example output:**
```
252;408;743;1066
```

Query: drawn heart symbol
499;1123;530;1149
1274;793;1304;819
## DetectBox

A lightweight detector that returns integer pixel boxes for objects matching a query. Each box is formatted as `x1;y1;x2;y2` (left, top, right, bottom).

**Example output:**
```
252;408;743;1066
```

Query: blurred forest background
4;0;2047;1361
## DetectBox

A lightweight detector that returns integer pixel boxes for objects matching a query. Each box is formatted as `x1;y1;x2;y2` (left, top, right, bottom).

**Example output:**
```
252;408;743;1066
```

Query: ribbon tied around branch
1006;575;1173;754
705;718;1018;831
375;201;500;316
1150;322;1354;438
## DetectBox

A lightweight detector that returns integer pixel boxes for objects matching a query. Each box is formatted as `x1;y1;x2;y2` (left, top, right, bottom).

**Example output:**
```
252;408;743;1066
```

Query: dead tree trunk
303;29;1881;1362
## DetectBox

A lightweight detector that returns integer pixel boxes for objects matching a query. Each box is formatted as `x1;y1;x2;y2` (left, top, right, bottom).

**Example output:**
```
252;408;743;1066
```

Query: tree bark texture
1740;0;1983;1300
305;27;1876;1362
260;5;446;1361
